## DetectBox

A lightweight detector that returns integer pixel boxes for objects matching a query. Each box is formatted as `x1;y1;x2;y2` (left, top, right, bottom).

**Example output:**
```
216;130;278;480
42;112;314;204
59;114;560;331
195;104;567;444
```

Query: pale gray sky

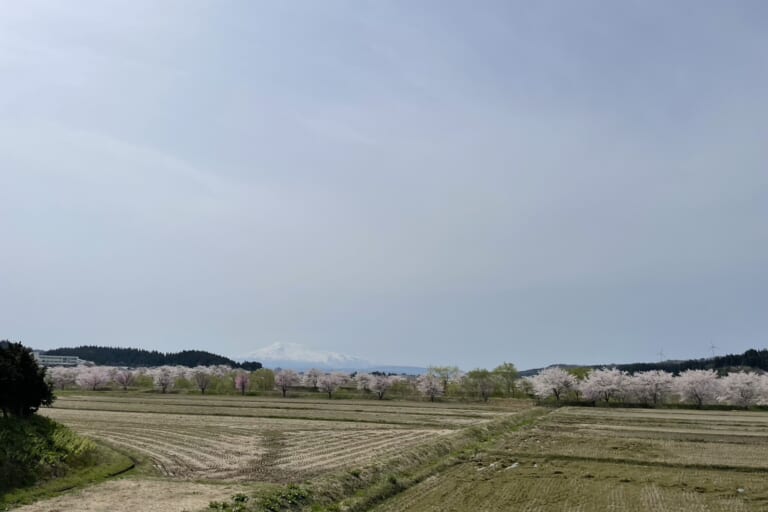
1;1;766;369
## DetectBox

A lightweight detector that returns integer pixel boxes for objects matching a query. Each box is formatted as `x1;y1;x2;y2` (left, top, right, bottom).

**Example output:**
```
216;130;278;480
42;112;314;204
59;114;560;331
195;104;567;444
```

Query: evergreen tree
0;341;55;417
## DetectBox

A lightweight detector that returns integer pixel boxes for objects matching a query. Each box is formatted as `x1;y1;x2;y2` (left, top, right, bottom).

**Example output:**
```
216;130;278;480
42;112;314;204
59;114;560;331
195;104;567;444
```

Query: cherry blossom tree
760;375;768;406
629;370;674;406
318;373;346;399
275;369;299;397
171;366;188;382
192;368;213;394
113;369;136;391
580;368;627;403
528;367;577;402
76;366;111;391
757;373;768;405
371;375;398;400
417;373;443;402
234;372;250;396
718;372;761;408
304;368;322;391
153;367;175;393
48;366;77;390
675;369;720;407
209;365;232;378
355;373;374;393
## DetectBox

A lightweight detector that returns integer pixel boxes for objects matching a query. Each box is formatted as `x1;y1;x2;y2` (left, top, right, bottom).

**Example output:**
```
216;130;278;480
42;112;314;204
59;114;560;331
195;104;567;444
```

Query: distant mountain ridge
44;346;262;370
241;342;370;370
239;343;427;374
520;347;768;376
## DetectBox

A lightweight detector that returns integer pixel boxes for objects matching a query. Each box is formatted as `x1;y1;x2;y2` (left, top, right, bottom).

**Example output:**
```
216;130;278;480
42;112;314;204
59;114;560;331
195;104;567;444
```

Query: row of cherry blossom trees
46;363;505;402
527;367;768;407
276;365;516;402
45;363;767;406
271;369;404;399
47;365;266;395
46;365;409;399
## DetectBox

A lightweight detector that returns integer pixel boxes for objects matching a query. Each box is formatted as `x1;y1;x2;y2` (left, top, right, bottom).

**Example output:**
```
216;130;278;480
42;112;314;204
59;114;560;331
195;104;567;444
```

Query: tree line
14;339;768;409
615;348;768;374
527;367;768;408
44;362;521;402
44;345;262;370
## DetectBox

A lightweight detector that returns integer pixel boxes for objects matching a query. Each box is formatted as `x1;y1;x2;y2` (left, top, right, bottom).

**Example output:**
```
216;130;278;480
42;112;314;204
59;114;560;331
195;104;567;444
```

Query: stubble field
42;393;515;480
13;395;768;512
16;393;526;511
372;407;768;511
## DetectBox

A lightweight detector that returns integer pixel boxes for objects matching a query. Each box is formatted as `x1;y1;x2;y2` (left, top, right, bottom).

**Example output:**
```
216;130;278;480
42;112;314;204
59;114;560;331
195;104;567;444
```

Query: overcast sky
1;1;767;370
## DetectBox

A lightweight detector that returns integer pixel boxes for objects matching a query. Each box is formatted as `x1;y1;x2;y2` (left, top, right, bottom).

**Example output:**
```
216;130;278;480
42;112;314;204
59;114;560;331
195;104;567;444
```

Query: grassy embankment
0;415;134;509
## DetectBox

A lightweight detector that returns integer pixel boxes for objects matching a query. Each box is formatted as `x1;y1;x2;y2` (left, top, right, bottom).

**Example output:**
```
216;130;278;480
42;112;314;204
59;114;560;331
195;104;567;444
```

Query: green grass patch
0;416;134;509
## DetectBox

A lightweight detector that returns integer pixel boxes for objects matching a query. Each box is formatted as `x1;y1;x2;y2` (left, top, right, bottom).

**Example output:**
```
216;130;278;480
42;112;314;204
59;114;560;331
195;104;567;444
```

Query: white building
32;352;89;367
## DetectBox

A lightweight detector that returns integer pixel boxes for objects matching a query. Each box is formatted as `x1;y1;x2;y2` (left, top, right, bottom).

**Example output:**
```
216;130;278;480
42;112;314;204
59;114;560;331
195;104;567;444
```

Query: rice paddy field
41;393;516;480
13;396;768;511
14;392;526;511
372;407;768;511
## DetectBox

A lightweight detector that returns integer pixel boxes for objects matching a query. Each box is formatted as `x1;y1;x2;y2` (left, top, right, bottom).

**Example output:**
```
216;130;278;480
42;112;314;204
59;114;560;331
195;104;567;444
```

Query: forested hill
44;346;262;370
521;348;768;376
615;348;768;374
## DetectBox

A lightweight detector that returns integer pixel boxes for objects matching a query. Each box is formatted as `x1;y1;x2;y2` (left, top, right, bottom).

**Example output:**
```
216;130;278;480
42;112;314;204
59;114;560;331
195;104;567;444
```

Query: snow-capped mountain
240;342;371;370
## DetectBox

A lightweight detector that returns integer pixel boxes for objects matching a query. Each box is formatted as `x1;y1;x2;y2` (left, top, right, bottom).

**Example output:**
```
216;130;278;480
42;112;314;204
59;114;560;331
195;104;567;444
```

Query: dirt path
13;478;246;512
